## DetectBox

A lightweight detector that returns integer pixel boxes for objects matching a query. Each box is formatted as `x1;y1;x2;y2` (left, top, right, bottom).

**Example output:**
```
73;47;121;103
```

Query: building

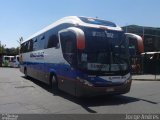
122;25;160;52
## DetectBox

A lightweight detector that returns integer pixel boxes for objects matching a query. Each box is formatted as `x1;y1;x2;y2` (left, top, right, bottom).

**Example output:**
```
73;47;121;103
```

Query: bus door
58;30;78;95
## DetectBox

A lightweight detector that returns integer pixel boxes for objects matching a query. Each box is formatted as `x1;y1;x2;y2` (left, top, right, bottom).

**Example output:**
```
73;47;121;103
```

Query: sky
0;0;160;48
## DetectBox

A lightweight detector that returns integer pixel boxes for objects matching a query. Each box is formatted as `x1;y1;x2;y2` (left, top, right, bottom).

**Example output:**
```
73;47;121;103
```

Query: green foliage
0;45;6;55
0;46;19;56
5;47;19;55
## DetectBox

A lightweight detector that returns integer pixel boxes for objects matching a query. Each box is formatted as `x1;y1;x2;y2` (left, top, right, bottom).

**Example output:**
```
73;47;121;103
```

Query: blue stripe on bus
22;61;78;78
21;62;123;87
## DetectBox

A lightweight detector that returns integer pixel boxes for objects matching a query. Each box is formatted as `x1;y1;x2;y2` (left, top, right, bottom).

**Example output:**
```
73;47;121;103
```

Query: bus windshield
79;17;116;27
78;28;130;74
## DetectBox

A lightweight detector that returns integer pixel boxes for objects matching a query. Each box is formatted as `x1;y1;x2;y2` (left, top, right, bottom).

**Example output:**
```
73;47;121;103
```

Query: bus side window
27;40;33;52
38;34;45;50
29;39;33;51
20;43;25;53
33;38;38;51
47;34;59;48
33;37;44;51
23;42;29;53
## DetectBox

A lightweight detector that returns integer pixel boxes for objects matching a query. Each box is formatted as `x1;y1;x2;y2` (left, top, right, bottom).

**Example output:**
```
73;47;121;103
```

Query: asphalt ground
0;68;160;114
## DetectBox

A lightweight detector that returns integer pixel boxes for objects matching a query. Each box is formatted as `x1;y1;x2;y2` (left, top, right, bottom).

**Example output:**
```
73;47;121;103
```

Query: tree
4;47;19;56
0;42;6;55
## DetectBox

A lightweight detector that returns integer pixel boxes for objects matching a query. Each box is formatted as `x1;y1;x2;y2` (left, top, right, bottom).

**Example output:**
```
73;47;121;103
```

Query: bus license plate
106;88;115;92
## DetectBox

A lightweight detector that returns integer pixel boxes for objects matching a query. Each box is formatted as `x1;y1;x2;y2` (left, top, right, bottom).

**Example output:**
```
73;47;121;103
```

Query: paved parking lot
0;68;160;113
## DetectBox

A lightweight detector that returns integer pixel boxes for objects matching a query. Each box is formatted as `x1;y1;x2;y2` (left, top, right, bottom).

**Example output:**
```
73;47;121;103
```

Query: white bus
20;16;132;97
2;56;14;67
10;55;20;68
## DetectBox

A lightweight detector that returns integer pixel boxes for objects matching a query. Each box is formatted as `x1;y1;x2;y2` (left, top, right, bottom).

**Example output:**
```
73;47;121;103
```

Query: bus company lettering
88;63;109;71
105;31;114;38
30;52;44;58
92;31;105;37
92;31;114;38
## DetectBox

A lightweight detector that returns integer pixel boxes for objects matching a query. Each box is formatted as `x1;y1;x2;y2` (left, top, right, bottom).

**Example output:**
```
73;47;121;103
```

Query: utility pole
17;37;23;55
17;37;23;45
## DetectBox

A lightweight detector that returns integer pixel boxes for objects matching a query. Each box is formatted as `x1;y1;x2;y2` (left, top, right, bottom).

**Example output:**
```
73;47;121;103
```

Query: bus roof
24;16;122;43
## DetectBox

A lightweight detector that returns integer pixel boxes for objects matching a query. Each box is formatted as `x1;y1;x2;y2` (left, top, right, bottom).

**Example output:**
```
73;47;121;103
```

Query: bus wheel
51;75;58;91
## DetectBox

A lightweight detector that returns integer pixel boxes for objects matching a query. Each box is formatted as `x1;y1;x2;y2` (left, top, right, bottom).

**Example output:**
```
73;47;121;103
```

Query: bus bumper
75;80;132;97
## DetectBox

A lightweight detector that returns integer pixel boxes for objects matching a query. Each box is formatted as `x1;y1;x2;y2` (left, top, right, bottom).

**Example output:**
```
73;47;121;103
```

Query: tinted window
47;34;59;48
79;17;116;27
21;42;29;53
5;57;9;60
32;35;45;51
33;38;38;51
60;33;76;53
60;31;77;66
38;35;45;50
17;57;19;62
28;39;33;52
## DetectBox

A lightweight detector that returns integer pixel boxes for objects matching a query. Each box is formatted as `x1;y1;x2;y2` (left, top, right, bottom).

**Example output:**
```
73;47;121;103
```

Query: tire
50;75;58;91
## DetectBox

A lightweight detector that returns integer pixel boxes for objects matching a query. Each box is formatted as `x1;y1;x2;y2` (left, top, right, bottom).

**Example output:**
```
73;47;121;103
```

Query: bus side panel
44;47;77;96
21;52;47;83
57;65;77;96
19;23;78;95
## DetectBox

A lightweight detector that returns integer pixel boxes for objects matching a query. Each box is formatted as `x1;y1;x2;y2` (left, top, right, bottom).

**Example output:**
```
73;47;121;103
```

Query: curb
132;79;160;81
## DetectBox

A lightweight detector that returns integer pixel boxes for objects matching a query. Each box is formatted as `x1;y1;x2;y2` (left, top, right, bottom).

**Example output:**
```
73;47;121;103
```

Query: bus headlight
77;77;93;87
84;80;93;86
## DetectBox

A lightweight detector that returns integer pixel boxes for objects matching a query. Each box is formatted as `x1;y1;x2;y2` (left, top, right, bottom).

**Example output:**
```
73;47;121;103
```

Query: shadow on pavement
22;76;158;113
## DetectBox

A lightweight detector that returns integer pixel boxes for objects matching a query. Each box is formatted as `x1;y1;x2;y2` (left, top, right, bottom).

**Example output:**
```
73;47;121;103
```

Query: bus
2;56;14;67
10;55;20;68
20;16;132;97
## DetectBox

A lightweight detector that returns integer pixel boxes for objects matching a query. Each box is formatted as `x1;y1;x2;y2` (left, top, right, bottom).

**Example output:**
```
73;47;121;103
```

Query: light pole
17;37;23;55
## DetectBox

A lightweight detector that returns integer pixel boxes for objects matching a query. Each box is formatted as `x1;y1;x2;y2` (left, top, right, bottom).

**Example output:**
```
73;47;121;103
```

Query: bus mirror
77;38;85;50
